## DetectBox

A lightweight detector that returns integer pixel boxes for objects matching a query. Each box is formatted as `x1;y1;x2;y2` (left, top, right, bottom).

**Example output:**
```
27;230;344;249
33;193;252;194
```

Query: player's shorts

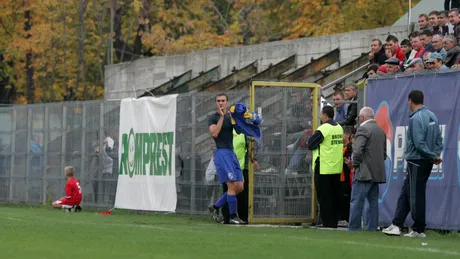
54;198;81;206
214;149;243;184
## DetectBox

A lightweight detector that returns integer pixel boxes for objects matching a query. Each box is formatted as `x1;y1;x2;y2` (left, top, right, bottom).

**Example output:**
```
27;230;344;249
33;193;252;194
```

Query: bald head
65;166;75;178
359;107;375;123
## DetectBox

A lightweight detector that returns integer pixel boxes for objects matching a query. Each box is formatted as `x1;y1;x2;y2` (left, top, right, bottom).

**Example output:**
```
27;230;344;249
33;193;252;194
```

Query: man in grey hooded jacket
383;90;443;238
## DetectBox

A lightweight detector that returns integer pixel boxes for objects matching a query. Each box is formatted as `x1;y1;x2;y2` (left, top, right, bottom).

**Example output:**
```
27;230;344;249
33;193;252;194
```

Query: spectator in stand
408;31;419;42
383;58;400;74
401;39;417;69
429;11;442;35
369;39;387;65
401;39;414;60
422;51;433;69
420;30;435;53
366;64;379;78
445;0;460;10
427;52;451;72
404;58;425;72
339;83;358;127
411;35;425;59
418;14;433;31
432;34;446;55
443;35;460;67
448;9;460;43
385;35;406;64
332;91;349;123
438;11;451;36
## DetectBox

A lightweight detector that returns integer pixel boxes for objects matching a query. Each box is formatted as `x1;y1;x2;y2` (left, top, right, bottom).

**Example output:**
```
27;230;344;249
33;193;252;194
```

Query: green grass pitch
0;206;459;259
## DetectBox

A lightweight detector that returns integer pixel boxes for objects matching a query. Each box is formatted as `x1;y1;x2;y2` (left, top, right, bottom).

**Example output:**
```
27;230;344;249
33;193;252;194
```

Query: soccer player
207;93;246;224
52;166;83;212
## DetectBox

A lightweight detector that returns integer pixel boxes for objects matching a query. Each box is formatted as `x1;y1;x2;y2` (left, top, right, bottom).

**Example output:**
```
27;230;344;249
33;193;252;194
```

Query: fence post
190;94;197;214
279;88;288;217
9;108;16;202
60;104;67;198
99;101;105;207
25;107;32;203
42;106;49;205
80;104;87;204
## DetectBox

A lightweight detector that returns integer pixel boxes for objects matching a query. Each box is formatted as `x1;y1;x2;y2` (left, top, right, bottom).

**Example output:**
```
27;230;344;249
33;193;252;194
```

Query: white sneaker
404;231;426;238
337;220;349;228
382;224;401;236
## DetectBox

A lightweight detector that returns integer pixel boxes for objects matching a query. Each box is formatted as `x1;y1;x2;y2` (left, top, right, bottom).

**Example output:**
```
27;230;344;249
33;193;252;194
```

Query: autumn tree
0;0;420;104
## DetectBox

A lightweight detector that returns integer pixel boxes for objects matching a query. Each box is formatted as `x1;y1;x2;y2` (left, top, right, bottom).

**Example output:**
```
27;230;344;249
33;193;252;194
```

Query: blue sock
227;195;237;217
214;192;227;208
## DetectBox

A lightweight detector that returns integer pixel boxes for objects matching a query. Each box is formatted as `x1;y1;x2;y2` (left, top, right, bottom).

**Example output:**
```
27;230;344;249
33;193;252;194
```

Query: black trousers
339;182;351;222
314;162;341;228
222;169;249;223
392;160;433;233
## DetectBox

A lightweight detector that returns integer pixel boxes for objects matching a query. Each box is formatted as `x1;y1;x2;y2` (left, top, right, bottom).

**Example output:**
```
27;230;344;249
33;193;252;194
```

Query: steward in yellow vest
308;105;344;228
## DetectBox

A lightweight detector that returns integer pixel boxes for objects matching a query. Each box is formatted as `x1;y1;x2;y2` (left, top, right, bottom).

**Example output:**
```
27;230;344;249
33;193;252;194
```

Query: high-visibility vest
312;123;344;174
233;129;246;169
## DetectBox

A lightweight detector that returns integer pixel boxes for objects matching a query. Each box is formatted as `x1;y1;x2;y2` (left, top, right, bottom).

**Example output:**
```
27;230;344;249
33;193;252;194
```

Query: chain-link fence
0;88;327;220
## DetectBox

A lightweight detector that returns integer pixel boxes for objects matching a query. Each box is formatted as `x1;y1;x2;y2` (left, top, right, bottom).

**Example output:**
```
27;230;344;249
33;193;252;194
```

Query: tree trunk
24;2;34;104
77;0;89;100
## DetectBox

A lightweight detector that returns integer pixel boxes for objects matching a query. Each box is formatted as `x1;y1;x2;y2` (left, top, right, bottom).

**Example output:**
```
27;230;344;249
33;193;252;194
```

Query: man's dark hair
429;10;440;16
409;31;420;39
420;29;433;37
401;39;411;47
333;91;344;98
439;10;448;17
343;126;355;135
215;93;228;101
386;35;399;43
371;38;382;46
419;13;429;20
449;8;459;15
408;90;424;105
367;63;379;73
322;106;335;119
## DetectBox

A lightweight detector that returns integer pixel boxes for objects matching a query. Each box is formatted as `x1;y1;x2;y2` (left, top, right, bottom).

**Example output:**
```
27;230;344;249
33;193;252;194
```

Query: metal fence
0;87;330;221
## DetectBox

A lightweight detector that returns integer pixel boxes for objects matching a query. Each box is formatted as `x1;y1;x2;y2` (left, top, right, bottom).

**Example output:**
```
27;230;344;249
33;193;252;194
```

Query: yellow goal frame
248;81;320;224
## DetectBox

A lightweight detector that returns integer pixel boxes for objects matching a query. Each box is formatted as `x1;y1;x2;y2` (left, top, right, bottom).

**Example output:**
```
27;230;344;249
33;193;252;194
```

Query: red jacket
394;46;406;65
414;47;425;59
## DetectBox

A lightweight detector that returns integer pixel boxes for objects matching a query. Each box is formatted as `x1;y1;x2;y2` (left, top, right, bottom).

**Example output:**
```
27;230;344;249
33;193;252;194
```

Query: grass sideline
0;206;459;259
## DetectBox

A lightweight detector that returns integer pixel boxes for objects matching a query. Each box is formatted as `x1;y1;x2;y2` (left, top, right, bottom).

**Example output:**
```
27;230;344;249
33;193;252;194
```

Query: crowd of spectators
366;8;460;77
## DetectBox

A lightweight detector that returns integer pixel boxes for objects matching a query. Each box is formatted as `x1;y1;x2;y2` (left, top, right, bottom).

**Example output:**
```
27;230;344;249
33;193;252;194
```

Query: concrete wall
104;25;409;100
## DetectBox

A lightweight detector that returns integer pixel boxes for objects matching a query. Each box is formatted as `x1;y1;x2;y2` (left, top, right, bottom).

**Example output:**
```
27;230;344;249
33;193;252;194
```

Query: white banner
114;96;177;212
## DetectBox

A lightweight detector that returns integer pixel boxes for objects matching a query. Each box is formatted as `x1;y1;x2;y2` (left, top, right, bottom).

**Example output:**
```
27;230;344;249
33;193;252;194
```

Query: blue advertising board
367;71;460;230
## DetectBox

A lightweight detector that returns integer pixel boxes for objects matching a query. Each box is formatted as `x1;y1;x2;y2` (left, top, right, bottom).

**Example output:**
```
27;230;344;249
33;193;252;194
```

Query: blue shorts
214;149;243;184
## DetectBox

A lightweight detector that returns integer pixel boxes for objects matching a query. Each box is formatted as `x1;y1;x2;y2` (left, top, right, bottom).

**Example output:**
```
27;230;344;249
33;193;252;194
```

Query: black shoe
208;205;220;223
229;216;247;225
75;206;82;212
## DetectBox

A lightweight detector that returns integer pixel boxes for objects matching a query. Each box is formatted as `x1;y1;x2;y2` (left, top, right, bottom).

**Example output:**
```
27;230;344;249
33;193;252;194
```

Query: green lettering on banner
135;133;143;176
118;127;175;178
160;133;169;176
119;133;129;176
142;133;151;176
156;133;165;176
165;132;173;176
149;133;156;176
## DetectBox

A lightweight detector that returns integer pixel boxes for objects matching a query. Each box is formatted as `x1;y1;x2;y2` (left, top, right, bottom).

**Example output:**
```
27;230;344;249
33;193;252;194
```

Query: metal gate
248;81;320;224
